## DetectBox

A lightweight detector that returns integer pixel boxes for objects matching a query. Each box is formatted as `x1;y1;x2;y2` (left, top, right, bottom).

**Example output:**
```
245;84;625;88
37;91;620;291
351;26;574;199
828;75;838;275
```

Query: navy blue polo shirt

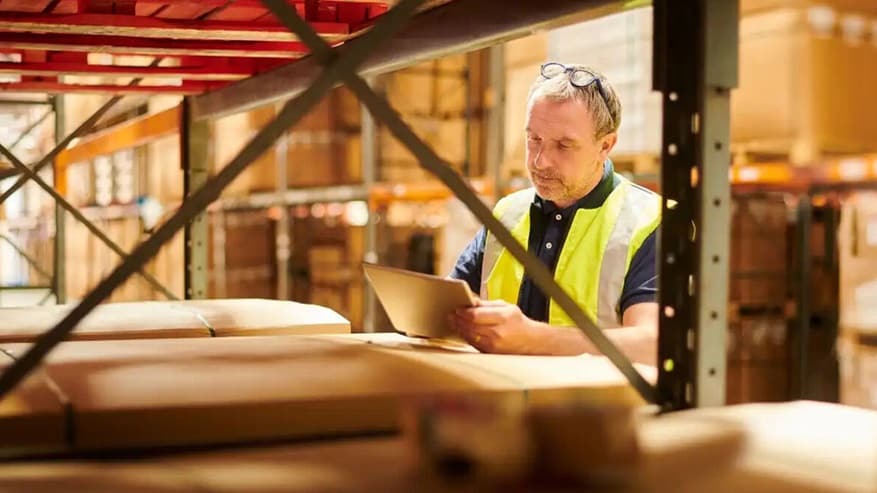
449;160;658;323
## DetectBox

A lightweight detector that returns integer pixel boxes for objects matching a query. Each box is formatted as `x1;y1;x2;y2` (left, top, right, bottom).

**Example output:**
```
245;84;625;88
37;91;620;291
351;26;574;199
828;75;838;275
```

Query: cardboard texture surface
0;333;648;455
0;348;67;457
0;401;873;492
0;299;351;343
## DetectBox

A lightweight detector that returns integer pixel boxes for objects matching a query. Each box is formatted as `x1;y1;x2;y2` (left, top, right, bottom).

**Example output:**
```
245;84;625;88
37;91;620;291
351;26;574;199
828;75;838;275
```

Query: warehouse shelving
0;0;739;412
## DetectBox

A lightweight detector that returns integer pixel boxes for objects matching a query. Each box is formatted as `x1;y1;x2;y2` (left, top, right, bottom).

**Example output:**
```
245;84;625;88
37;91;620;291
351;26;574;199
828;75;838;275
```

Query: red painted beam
0;13;349;41
0;32;311;58
0;61;256;81
0;80;226;95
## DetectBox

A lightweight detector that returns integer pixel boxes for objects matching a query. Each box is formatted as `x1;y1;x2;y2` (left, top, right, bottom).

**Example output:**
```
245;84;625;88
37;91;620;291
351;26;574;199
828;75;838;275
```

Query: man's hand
450;300;538;354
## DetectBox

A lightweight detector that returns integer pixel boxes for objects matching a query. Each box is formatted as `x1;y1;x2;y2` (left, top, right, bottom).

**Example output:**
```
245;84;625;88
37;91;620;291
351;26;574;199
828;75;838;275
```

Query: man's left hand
450;300;537;354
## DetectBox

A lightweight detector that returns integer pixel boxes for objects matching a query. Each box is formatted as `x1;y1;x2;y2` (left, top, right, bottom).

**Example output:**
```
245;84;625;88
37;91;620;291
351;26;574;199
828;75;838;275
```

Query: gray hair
527;63;622;139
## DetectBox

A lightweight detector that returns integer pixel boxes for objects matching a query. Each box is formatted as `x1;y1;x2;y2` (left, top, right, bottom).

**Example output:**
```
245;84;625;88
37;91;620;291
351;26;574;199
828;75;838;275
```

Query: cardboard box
731;7;877;162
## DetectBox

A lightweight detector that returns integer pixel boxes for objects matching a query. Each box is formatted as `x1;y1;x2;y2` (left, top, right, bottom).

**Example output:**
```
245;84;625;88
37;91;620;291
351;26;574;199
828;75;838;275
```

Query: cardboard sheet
0;401;873;492
0;333;646;454
0;299;350;343
0;348;67;457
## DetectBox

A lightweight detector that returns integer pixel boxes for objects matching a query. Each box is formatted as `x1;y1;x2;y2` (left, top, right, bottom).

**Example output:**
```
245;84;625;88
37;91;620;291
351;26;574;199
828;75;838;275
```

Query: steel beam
654;0;737;410
792;196;812;399
274;103;291;301
219;184;369;210
0;80;221;96
182;97;210;300
52;95;66;304
0;14;349;42
0;61;254;81
361;78;378;332
0;99;52;106
0;32;310;58
191;0;633;120
261;0;657;403
0;0;427;400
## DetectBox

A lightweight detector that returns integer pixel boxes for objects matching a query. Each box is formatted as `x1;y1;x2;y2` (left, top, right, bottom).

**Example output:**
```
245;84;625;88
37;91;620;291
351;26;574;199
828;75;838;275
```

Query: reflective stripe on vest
480;175;660;328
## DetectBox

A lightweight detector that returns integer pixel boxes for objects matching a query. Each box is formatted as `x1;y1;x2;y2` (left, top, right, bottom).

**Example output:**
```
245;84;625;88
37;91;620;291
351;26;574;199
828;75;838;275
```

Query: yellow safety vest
480;174;661;328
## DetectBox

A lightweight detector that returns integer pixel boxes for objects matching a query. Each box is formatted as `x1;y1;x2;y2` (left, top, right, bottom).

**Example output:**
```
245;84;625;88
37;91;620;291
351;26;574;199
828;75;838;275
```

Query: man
449;62;660;365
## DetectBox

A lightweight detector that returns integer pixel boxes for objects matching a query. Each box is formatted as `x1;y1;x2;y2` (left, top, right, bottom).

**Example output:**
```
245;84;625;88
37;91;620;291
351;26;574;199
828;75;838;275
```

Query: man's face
525;97;617;207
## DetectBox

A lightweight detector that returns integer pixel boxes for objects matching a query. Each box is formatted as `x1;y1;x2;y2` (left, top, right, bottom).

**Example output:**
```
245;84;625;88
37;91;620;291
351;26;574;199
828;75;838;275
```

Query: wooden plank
0;14;349;42
0;32;310;58
0;333;646;454
57;105;180;168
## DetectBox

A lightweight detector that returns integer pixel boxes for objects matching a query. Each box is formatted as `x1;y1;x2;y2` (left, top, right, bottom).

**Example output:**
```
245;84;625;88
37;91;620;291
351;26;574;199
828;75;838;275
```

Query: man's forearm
524;321;657;366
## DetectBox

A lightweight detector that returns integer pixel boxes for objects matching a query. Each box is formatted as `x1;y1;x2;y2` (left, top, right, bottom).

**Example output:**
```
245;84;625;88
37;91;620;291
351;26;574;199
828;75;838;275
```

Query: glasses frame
539;62;612;117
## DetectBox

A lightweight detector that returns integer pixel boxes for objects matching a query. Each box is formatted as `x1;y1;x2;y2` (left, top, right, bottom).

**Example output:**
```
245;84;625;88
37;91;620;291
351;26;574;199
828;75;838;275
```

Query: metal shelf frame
0;0;739;412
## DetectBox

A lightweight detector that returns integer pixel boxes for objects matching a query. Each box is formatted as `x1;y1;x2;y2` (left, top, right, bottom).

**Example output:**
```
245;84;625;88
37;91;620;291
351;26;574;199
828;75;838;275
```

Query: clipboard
362;263;478;339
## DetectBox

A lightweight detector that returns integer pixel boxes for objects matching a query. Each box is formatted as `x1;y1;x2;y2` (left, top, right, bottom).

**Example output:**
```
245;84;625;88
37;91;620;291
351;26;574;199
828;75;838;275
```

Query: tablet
362;263;478;339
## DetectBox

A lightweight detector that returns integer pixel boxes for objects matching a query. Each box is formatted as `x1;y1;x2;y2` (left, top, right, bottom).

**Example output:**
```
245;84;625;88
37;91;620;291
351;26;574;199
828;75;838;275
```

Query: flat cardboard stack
838;192;877;409
0;333;647;457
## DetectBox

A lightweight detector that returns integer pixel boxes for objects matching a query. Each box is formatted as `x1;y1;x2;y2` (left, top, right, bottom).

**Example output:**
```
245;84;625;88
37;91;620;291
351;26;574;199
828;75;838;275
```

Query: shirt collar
533;158;616;216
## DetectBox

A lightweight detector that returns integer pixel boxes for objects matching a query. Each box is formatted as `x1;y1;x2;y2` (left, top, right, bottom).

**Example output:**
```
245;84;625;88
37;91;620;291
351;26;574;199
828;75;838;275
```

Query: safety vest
480;174;661;328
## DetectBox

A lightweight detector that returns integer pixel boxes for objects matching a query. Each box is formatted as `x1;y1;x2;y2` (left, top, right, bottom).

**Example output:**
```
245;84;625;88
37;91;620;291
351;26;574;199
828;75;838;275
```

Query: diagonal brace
0;0;425;400
0;144;178;300
262;0;657;403
0;232;53;281
8;108;53;151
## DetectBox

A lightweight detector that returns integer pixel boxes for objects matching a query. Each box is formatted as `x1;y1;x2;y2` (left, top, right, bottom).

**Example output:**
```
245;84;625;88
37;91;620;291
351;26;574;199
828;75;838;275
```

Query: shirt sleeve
448;227;485;295
619;228;658;314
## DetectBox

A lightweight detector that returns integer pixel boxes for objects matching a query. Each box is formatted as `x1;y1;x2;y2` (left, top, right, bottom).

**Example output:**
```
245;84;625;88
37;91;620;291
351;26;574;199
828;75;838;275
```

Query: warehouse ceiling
0;0;454;95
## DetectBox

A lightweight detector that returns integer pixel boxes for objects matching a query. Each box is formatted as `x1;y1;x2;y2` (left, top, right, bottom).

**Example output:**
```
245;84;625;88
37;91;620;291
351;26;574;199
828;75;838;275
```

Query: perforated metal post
182;96;210;300
654;0;738;409
361;77;378;332
52;95;66;304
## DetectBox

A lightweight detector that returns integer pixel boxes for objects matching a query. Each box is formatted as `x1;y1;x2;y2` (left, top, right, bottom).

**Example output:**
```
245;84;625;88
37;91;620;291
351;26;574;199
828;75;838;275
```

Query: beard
530;171;571;201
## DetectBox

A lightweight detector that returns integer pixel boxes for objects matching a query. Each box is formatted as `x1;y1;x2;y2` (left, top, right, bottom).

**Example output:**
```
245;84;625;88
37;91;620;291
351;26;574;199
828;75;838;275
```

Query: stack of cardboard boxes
733;0;877;163
838;192;877;410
